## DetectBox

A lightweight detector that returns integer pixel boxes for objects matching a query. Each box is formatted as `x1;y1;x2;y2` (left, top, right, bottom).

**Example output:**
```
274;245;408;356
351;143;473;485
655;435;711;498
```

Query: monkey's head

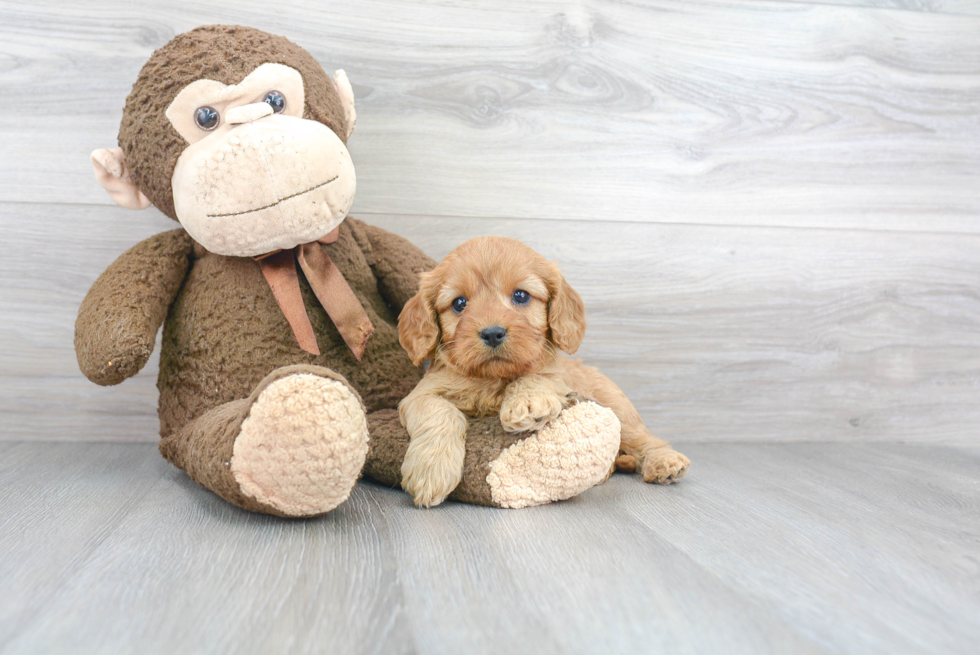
92;25;357;257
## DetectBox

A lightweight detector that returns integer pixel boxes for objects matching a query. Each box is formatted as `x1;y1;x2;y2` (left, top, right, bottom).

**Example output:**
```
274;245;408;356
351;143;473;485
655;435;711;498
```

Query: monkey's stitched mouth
207;176;338;218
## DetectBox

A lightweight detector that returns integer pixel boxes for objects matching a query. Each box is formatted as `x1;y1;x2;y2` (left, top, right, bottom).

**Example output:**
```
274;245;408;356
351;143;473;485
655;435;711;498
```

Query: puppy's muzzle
480;325;507;348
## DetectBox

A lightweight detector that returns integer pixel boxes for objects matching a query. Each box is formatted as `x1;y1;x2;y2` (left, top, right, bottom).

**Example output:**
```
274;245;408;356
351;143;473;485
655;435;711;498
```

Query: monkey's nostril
480;325;507;348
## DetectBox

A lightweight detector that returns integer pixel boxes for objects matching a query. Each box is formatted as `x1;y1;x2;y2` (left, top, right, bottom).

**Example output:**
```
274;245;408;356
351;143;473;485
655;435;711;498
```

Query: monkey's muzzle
170;114;357;258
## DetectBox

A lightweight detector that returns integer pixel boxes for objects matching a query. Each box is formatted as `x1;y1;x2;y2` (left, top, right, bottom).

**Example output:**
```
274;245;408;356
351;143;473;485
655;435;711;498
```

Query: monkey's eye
512;290;531;306
263;91;286;113
451;297;467;314
194;106;220;131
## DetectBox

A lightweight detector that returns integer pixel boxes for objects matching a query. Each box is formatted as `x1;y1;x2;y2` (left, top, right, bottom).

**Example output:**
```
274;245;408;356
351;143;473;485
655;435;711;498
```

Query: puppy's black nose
480;325;507;348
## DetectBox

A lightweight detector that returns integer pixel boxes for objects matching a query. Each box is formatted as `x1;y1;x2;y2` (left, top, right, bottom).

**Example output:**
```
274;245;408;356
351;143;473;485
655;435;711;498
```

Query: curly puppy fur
397;236;690;507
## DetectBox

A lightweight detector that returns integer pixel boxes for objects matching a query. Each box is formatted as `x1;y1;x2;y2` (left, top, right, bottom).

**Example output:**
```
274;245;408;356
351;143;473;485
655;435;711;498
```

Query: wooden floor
2;1;978;653
1;441;978;654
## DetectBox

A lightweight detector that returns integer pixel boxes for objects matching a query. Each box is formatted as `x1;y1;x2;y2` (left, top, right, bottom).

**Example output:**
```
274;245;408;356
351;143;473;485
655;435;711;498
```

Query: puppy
397;236;690;507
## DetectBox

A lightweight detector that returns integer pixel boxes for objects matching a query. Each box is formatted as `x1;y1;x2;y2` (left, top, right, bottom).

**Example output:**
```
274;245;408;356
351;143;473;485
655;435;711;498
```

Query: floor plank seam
613;499;833;652
1;456;171;649
770;0;980;19
4;200;980;238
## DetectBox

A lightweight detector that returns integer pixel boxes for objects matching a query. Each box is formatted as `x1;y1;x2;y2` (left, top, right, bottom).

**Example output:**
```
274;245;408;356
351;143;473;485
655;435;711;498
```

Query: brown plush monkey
76;25;620;516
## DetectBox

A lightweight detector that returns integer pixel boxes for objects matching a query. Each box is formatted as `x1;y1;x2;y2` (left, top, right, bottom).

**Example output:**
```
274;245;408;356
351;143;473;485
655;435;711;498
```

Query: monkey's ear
91;148;151;210
398;273;440;366
333;69;356;140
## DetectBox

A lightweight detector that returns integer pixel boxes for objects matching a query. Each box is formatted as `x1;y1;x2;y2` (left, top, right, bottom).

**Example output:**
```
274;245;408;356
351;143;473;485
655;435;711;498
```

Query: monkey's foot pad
487;401;621;509
231;374;369;517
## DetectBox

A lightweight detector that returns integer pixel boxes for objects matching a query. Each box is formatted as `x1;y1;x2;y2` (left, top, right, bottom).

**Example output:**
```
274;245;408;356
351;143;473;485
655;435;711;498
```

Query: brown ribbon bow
254;227;374;359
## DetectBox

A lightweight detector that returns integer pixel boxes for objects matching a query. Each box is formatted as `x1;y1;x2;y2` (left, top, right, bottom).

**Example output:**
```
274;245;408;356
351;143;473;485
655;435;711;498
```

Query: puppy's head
399;237;586;378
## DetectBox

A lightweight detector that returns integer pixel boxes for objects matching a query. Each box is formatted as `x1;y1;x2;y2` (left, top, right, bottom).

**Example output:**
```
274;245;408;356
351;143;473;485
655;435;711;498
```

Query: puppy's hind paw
641;450;690;485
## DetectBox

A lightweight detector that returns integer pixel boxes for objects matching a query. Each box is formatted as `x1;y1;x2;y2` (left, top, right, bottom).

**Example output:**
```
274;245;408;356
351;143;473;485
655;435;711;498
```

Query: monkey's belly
156;255;421;439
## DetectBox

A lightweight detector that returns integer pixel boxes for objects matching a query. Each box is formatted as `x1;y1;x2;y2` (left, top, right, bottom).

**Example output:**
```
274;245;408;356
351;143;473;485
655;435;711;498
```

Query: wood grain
372;213;980;446
611;442;980;654
0;444;416;655
776;0;980;15
1;442;977;654
0;442;167;645
5;203;977;445
3;3;978;653
0;0;977;232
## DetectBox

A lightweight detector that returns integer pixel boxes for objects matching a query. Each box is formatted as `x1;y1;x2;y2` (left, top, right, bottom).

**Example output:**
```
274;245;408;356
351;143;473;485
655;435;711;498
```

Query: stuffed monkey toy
76;25;621;516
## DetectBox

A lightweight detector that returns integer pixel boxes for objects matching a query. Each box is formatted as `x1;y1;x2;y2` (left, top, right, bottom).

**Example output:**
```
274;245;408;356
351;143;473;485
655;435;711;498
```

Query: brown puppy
397;236;690;507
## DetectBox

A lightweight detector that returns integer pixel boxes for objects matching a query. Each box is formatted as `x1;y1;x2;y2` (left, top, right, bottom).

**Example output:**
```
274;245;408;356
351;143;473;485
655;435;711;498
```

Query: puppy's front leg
399;388;467;507
500;374;570;433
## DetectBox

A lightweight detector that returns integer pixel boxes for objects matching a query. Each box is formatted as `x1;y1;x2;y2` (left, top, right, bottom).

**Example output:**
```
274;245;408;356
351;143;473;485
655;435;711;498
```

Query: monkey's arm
347;217;436;313
75;228;194;386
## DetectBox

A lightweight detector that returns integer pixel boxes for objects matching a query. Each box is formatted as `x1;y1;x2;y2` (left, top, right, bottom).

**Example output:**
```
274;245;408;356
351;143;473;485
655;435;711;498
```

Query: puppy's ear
546;263;586;354
399;272;440;366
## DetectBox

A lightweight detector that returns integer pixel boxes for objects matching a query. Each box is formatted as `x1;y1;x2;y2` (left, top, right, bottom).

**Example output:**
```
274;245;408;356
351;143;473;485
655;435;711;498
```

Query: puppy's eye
452;296;467;313
512;289;531;306
194;106;220;131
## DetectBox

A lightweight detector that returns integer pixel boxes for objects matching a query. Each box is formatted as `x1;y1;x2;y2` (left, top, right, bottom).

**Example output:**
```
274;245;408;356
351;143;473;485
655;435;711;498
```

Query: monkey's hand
75;229;193;386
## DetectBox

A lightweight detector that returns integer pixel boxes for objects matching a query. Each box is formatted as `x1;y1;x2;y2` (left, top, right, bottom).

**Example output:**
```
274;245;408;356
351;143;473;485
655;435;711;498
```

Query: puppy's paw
641;450;690;484
400;434;465;507
500;392;564;433
615;453;637;473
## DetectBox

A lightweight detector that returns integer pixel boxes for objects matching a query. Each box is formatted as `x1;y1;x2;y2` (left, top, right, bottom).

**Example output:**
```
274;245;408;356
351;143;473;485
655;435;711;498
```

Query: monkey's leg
364;401;620;508
567;363;690;485
159;364;368;517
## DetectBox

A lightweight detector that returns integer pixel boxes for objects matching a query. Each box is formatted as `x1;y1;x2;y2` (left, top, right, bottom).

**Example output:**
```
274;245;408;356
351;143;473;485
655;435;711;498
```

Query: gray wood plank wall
1;0;978;445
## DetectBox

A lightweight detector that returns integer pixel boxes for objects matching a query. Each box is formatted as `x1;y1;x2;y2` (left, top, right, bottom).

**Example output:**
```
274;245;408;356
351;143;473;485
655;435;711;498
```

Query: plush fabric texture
158;394;264;511
78;24;624;516
256;229;374;357
487;402;622;509
97;216;439;516
366;406;620;508
169;112;356;257
365;412;528;507
75;229;193;386
233;373;369;516
159;364;361;516
155;217;426;441
118;24;350;220
110;217;623;514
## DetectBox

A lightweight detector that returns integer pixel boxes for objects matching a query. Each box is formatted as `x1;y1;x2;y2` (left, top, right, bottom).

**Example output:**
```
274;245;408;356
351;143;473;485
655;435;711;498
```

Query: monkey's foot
486;401;621;509
231;373;369;517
